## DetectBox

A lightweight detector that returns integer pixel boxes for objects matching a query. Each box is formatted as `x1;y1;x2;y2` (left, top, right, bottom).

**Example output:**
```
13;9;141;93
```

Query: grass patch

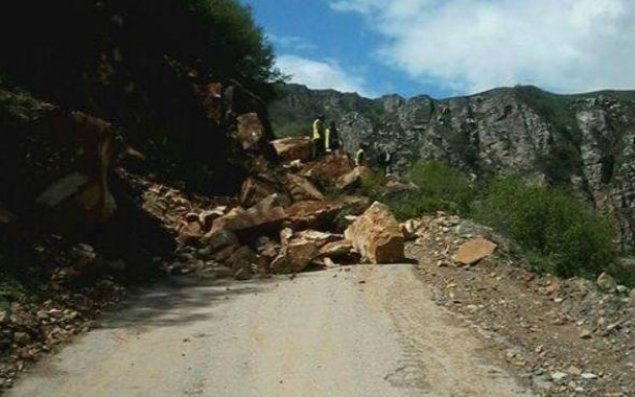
363;161;474;221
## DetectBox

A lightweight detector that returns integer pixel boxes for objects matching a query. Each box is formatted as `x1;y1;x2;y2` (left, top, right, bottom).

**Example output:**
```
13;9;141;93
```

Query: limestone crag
270;84;635;248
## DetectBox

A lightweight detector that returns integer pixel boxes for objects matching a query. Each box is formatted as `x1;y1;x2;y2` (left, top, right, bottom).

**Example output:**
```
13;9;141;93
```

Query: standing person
312;114;325;159
324;121;340;153
379;147;393;175
354;144;366;167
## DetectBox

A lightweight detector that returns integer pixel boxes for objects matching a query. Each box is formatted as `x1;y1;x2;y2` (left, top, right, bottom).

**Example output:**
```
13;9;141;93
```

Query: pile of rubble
137;136;408;280
0;237;129;390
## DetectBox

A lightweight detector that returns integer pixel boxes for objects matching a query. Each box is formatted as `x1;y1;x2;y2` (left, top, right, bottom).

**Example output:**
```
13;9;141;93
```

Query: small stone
185;212;199;222
0;309;8;324
579;329;592;339
36;310;49;320
453;237;497;266
13;332;31;345
616;285;628;294
551;372;568;382
597;272;617;292
580;373;598;380
567;366;582;376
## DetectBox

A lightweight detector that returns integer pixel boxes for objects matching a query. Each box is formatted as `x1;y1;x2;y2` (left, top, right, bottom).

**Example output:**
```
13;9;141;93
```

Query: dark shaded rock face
269;84;635;249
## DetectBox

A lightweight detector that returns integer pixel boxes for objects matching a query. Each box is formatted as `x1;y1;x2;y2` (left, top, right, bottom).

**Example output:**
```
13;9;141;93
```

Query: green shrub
359;171;387;200
473;177;617;279
381;161;474;221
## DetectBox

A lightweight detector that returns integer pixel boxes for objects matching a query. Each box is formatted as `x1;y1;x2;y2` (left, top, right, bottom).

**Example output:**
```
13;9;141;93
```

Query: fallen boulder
453;237;497;266
199;81;223;123
336;166;372;191
35;112;118;232
210;200;286;238
212;244;240;263
284;200;343;230
234;113;266;152
336;195;371;216
597;272;617;292
239;177;279;208
252;193;290;213
286;174;325;202
198;207;227;231
227;246;258;280
319;240;354;257
271;137;312;162
401;219;423;241
302;152;353;187
256;236;281;263
271;229;342;274
201;228;239;252
176;221;203;246
344;202;404;263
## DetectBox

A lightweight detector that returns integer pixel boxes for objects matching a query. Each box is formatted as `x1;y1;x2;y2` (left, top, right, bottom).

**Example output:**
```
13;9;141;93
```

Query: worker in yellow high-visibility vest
312;115;325;159
354;147;365;167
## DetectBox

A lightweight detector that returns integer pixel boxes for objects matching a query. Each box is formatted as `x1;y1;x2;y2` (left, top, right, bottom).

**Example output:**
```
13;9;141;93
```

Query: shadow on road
100;273;280;329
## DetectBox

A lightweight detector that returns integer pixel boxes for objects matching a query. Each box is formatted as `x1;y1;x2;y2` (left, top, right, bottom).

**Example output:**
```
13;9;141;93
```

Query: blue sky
244;0;635;99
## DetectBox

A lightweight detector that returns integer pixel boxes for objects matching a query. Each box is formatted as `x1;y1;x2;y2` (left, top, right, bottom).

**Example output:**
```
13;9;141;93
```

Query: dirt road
8;265;534;397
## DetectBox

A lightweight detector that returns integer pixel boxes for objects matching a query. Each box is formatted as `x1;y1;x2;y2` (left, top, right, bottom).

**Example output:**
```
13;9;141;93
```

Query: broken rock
284;200;343;230
336;166;372;191
234;113;266;152
337;195;371;216
271;137;313;162
597;272;617;292
177;221;203;245
286;174;325;202
201;228;239;252
453;237;497;266
401;219;423;241
256;236;280;262
271;229;342;274
227;246;258;280
210;201;286;238
239;177;279;208
319;240;354;258
198;207;227;230
344;202;404;264
302;152;353;187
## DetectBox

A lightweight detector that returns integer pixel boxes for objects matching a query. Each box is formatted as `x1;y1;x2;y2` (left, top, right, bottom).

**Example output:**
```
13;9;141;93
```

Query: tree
0;0;282;192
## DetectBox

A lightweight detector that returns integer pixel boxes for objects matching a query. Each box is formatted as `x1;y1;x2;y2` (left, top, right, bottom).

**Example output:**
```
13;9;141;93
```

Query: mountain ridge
269;83;635;249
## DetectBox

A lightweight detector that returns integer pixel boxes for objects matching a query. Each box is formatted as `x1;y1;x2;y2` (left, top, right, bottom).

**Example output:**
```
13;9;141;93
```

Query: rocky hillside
269;84;635;250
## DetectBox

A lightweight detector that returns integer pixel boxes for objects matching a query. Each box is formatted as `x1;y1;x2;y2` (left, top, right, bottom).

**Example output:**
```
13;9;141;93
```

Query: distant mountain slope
269;83;635;249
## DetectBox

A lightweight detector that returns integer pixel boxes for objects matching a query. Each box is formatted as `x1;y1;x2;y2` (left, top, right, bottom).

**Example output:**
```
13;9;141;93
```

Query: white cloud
266;34;317;52
276;54;375;96
329;0;635;94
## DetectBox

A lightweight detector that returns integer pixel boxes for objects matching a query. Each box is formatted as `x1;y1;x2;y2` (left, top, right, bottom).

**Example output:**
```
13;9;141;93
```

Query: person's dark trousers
312;138;324;159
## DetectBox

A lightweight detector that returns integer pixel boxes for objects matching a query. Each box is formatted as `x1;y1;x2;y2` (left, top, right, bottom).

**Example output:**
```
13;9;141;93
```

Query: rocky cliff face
269;84;635;250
